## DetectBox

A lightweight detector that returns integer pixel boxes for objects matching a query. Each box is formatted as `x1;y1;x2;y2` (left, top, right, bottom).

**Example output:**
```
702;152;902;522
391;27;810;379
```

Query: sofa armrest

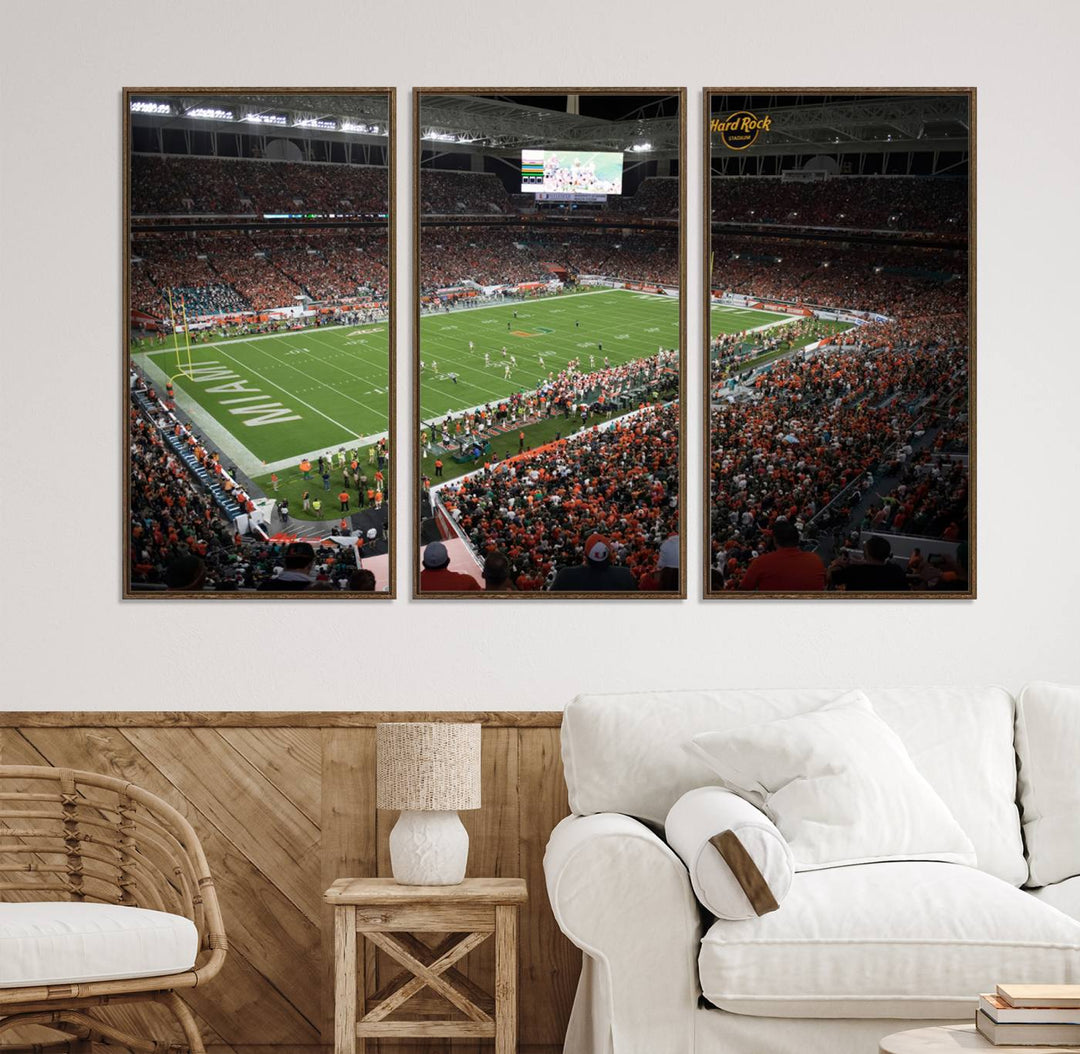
544;813;702;1054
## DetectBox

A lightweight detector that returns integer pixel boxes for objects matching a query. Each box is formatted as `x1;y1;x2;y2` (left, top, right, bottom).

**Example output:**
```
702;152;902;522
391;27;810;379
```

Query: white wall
1;0;1078;711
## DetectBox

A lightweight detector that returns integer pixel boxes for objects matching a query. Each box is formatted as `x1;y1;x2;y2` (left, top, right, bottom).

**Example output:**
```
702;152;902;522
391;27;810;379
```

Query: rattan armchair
0;766;226;1053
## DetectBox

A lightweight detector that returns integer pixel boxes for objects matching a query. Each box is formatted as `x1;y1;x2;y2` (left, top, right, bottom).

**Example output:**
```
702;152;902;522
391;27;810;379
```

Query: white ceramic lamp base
388;809;469;885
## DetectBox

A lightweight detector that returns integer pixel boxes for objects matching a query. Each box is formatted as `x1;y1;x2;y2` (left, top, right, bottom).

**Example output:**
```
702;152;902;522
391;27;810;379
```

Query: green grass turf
252;456;386;523
134;322;390;464
417;288;679;423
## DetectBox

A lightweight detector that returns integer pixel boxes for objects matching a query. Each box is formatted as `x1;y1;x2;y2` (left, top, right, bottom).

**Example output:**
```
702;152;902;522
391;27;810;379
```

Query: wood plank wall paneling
0;714;578;1054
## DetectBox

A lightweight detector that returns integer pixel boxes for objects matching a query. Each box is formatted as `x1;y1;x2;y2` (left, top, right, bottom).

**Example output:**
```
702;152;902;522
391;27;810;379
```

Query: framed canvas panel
124;88;395;597
414;88;686;597
704;88;975;598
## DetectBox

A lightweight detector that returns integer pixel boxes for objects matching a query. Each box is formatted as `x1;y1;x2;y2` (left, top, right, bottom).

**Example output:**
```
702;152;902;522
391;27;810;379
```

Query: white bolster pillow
664;785;794;920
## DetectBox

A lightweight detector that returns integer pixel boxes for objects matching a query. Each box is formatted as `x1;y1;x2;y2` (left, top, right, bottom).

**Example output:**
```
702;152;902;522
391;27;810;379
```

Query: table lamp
376;722;481;885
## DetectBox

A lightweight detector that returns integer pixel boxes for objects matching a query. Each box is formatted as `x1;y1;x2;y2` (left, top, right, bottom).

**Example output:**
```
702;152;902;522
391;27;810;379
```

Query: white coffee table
880;1023;1080;1053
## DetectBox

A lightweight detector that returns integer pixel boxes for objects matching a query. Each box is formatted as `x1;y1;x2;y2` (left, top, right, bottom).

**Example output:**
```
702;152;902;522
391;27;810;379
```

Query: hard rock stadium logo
711;111;771;151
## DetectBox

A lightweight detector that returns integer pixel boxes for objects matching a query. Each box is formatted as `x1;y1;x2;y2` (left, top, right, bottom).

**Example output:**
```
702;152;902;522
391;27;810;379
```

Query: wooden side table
324;877;527;1054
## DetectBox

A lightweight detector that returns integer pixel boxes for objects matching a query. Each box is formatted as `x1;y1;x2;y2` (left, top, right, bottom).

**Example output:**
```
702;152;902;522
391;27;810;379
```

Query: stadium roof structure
419;94;680;157
709;94;970;158
129;92;390;142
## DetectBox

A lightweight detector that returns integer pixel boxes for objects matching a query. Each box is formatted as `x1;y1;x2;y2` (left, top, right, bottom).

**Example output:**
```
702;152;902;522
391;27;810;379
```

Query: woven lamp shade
376;722;482;811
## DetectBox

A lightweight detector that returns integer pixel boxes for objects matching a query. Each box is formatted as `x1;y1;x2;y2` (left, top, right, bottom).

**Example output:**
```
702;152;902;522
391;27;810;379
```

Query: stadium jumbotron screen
520;149;624;196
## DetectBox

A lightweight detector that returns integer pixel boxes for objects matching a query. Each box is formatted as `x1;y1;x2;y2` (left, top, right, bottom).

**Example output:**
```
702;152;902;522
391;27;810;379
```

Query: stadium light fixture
130;100;173;115
244;113;288;126
295;117;338;130
186;106;234;120
341;121;384;135
631;142;652;152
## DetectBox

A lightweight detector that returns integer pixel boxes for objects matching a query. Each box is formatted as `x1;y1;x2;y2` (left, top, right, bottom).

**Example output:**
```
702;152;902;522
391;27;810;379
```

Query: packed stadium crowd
630;177;679;217
436;402;679;591
709;336;969;589
705;171;972;591
711;237;966;318
419;226;677;291
859;453;968;541
129;397;383;591
131;155;388;216
420;170;511;214
711;175;967;233
131;228;389;317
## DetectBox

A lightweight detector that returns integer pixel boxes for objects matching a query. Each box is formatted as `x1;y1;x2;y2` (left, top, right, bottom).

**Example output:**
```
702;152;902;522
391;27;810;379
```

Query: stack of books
977;985;1080;1046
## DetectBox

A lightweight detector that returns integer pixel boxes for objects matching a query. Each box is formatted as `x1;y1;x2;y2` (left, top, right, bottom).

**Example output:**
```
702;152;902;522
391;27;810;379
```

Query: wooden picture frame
413;88;687;598
703;88;976;599
123;88;396;598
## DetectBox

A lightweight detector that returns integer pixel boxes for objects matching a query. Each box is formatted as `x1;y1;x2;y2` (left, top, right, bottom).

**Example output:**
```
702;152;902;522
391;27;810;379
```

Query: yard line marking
238;339;389;422
206;342;362;437
301;329;391;382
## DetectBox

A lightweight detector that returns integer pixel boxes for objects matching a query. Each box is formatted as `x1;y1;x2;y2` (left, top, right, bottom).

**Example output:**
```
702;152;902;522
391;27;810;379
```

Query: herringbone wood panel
0;716;578;1054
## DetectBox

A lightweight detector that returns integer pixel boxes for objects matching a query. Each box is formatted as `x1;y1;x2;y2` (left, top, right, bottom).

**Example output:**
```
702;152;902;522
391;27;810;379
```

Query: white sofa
544;684;1080;1054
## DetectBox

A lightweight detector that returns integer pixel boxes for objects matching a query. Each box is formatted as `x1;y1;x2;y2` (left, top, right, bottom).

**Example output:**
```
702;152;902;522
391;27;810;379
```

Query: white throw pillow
665;786;794;920
688;690;977;871
1016;681;1080;888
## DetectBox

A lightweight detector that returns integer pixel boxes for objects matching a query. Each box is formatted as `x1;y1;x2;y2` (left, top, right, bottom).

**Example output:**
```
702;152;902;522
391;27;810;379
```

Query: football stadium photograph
705;89;973;597
414;90;685;596
125;89;395;596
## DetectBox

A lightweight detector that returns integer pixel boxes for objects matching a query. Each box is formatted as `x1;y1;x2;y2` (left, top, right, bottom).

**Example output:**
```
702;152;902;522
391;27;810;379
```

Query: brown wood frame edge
121;87;398;600
700;87;977;601
0;711;563;728
411;87;688;600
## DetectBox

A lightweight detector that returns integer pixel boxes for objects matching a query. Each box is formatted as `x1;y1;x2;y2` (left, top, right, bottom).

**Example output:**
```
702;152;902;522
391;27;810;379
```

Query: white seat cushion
1029;877;1080;925
0;901;199;987
699;861;1080;1019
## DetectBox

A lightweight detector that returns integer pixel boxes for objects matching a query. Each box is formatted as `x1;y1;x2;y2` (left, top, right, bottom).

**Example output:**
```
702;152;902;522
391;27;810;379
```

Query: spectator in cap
419;540;481;592
482;550;516;592
257;541;316;590
550;532;638;592
638;535;680;591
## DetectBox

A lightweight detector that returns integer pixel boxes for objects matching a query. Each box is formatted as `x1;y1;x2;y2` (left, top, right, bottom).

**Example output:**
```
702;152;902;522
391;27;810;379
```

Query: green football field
709;302;794;342
134;322;390;468
418;289;680;421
